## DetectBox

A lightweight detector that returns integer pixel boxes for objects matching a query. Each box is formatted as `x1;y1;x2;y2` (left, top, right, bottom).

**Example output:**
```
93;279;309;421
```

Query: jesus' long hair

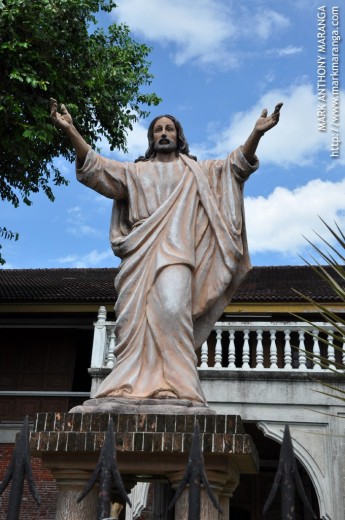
135;115;197;162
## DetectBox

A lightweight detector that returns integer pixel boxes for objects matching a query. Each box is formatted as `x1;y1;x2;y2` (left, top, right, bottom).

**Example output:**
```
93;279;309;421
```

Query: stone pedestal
30;412;259;519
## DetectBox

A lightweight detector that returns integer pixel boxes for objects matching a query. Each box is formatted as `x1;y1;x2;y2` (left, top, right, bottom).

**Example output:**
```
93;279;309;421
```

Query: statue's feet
69;395;216;414
152;390;178;399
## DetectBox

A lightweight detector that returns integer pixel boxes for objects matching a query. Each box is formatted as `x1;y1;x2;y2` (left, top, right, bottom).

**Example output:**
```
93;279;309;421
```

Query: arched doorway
230;422;320;519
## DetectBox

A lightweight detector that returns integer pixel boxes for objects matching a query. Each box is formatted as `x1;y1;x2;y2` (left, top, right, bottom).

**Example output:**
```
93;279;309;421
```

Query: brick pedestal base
30;412;258;519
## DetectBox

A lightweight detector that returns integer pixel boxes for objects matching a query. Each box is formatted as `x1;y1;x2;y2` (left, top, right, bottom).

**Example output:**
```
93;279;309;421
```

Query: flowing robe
77;148;258;404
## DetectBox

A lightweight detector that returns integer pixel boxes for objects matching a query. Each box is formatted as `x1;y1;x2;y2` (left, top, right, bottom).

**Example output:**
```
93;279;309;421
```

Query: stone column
169;460;240;519
218;476;241;520
53;470;98;520
174;489;222;519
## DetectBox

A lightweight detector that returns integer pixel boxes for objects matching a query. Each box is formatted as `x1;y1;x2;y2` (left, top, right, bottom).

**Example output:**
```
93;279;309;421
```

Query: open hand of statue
255;103;283;134
50;98;73;131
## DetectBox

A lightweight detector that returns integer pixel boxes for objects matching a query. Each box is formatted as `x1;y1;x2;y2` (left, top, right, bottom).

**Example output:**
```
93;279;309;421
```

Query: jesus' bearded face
152;117;177;154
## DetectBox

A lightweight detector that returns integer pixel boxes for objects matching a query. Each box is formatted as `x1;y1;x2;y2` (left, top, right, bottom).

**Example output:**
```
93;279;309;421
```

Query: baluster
228;329;236;369
91;306;108;369
269;330;278;369
97;306;107;322
255;329;264;369
283;329;292;370
200;340;209;368
298;330;307;370
214;329;223;368
242;329;250;369
312;329;322;371
106;328;116;368
327;332;336;369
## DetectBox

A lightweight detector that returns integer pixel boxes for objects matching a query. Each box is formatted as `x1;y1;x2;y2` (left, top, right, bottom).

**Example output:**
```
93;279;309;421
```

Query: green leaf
295;219;345;409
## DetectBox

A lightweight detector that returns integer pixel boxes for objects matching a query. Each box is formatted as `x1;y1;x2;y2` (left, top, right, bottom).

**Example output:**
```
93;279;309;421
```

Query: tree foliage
0;0;160;263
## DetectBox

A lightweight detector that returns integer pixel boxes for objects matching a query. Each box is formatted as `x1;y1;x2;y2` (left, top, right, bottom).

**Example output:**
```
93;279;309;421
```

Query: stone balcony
89;306;344;396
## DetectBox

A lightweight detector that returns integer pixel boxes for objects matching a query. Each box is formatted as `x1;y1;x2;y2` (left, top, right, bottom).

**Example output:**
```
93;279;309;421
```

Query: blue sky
2;0;344;269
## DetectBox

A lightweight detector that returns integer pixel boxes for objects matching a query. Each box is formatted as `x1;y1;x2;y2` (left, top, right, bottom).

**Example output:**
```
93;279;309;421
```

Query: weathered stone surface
34;412;243;434
30;412;259;472
69;396;216;415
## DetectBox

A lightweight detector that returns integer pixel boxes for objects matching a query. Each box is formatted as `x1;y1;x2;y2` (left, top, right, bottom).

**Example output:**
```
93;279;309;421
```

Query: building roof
235;265;343;303
0;268;117;303
0;265;343;304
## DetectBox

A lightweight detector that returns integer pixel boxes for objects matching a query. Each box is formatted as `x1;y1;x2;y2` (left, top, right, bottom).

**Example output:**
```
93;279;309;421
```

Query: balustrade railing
91;307;344;373
199;322;344;371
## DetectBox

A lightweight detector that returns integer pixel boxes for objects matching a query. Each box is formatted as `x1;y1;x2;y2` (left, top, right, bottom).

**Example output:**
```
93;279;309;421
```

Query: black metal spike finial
169;421;222;520
0;416;40;520
263;424;316;519
78;418;131;520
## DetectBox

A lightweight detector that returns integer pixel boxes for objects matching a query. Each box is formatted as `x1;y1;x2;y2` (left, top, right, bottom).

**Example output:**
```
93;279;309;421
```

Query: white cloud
67;225;102;238
56;254;78;264
206;84;345;166
117;120;149;160
268;45;303;57
55;249;116;268
66;202;107;238
252;9;290;40
114;0;233;67
67;206;82;218
97;119;149;161
113;1;289;69
245;177;345;256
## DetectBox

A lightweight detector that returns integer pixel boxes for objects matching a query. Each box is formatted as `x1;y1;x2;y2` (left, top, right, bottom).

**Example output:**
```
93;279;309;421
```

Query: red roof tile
0;266;343;304
234;265;344;303
0;268;117;303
